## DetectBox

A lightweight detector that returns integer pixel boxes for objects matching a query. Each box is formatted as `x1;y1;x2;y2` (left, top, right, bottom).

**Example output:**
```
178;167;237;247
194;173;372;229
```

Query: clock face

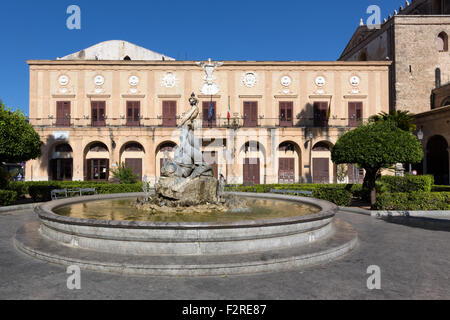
129;76;139;86
350;76;360;87
58;75;69;86
162;72;176;88
243;72;257;87
94;75;105;86
281;76;292;87
315;76;326;87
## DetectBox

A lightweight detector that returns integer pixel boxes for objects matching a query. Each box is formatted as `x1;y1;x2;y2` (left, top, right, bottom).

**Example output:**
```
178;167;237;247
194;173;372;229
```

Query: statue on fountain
155;93;218;204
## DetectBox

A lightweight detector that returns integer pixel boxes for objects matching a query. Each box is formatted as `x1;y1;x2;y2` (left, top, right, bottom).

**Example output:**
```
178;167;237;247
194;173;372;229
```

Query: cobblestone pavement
0;209;448;300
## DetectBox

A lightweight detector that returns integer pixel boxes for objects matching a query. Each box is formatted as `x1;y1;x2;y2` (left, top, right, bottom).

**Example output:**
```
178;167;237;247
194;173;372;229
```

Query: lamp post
309;131;314;182
410;128;424;173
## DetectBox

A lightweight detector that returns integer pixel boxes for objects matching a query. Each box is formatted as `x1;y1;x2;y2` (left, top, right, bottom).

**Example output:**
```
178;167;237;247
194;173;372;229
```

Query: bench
51;189;68;200
270;189;313;196
51;188;97;200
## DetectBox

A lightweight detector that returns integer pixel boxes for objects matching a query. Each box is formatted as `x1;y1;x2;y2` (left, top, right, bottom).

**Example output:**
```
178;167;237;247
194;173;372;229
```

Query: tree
369;110;416;132
0;100;41;164
110;162;139;184
331;120;423;208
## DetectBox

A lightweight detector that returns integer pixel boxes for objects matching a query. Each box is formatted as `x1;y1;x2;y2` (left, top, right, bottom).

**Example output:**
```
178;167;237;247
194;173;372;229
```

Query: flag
208;96;214;121
227;96;231;120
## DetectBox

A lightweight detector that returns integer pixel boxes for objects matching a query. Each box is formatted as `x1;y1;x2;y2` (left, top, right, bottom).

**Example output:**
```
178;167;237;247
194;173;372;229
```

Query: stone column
72;137;84;181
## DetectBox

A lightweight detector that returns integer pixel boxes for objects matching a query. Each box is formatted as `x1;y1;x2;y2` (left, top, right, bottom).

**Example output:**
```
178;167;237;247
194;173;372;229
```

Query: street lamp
417;129;424;141
409;128;424;173
309;131;314;182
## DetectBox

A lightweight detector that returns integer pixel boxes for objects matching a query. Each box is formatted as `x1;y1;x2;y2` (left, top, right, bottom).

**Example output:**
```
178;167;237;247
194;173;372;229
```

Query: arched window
279;142;295;152
123;55;131;60
437;32;448;52
124;142;144;152
442;97;450;107
436;68;441;88
55;144;73;153
312;141;332;151
158;142;176;153
89;142;108;152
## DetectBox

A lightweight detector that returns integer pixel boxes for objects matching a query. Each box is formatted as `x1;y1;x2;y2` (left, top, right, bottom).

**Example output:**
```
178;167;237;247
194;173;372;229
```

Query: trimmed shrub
26;181;143;202
110;163;139;184
380;175;434;193
376;192;450;211
312;185;352;207
28;182;61;202
0;167;9;190
225;183;363;204
0;190;17;206
7;181;29;199
432;185;450;192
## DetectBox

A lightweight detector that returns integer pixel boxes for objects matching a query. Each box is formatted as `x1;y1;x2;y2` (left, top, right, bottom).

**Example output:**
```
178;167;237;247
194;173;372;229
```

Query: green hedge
380;175;434;193
432;185;450;192
0;190;18;206
23;181;142;202
226;183;362;193
225;183;356;206
312;185;352;207
7;181;29;199
376;192;450;211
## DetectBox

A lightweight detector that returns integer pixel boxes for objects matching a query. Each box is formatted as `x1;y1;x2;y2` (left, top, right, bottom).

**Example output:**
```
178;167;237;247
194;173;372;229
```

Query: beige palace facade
25;41;390;185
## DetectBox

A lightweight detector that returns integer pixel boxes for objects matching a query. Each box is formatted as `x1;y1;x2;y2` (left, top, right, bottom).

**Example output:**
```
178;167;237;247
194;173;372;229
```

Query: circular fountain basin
35;192;334;256
15;192;358;276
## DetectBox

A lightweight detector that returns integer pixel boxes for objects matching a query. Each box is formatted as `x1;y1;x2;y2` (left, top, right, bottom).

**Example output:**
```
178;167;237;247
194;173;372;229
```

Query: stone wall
394;16;450;114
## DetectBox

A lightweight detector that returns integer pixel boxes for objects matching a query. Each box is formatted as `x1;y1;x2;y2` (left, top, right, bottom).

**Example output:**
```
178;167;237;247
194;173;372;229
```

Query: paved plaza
0;208;449;300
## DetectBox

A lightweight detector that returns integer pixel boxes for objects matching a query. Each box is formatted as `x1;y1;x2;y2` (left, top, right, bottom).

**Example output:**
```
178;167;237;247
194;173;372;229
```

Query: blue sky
0;0;403;115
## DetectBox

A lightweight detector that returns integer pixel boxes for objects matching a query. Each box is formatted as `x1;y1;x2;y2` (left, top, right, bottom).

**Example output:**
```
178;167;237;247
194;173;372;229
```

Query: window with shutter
56;101;71;127
202;101;217;127
348;102;363;127
91;101;106;127
126;101;140;126
313;102;328;127
163;101;177;127
244;102;258;127
279;102;293;127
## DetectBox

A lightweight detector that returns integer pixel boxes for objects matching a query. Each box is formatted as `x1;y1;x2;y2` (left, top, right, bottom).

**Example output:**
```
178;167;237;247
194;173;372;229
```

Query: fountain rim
35;192;338;230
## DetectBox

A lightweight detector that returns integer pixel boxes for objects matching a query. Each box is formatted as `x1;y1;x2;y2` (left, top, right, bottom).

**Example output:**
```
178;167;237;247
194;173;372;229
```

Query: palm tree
369;110;416;132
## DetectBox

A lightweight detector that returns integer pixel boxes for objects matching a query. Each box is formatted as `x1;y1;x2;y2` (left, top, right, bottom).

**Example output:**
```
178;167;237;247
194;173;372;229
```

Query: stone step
15;217;358;276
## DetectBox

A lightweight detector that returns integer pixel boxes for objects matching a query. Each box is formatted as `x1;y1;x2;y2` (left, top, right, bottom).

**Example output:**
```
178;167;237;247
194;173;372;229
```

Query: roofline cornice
27;60;392;67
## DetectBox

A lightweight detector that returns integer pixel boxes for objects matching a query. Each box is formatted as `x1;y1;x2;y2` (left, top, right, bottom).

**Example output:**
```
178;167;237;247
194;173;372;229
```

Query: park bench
51;188;97;200
269;189;313;197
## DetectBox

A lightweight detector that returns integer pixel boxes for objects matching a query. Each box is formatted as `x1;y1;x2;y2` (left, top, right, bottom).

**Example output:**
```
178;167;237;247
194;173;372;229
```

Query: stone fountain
136;93;229;213
14;64;358;277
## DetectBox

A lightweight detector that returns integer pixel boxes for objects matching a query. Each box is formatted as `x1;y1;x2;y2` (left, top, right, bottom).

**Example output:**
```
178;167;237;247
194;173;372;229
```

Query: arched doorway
120;142;145;180
277;141;302;184
49;143;73;181
155;141;177;177
312;141;335;184
84;142;110;181
427;135;449;185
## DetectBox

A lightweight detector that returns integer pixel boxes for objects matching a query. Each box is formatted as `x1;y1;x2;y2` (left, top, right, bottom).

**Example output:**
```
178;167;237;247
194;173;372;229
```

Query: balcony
30;115;369;129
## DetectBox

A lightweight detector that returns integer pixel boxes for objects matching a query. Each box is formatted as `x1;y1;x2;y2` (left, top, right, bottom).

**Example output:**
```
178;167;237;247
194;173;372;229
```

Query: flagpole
227;96;231;127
